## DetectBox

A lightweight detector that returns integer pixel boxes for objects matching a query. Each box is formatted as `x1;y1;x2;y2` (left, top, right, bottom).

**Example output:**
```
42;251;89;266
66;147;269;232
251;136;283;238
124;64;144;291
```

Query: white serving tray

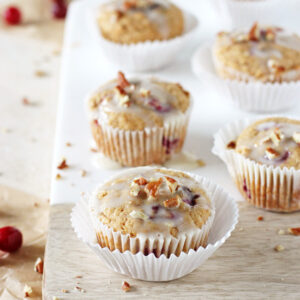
50;0;300;206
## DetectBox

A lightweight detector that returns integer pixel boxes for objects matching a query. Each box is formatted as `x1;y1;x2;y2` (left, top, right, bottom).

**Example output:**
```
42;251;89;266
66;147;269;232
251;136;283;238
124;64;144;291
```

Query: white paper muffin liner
87;5;199;72
191;44;300;112
211;0;281;29
89;167;215;257
71;169;238;281
87;80;192;167
213;117;300;212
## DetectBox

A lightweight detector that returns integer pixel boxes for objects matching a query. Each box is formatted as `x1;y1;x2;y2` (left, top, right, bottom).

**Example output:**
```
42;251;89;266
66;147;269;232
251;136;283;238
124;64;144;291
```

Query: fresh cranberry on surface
0;226;23;253
3;6;22;25
52;0;67;19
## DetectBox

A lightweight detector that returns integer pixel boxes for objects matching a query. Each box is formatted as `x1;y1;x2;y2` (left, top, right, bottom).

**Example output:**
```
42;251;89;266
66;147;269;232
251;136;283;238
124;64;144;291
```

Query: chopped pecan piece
226;141;236;149
288;227;300;236
257;216;264;221
122;281;131;292
145;178;163;200
274;244;285;252
34;257;44;274
115;85;130;107
293;132;300;144
129;210;149;220
248;22;259;41
57;158;68;170
24;284;33;297
163;196;180;208
265;147;280;160
117;71;130;89
134;177;148;185
164;176;178;193
270;129;284;146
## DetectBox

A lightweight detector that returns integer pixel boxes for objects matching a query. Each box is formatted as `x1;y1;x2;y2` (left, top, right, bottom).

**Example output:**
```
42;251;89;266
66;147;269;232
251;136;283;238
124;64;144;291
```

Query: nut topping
248;22;259;41
226;141;236;149
115;85;130;107
57;158;68;170
129;210;149;220
270;128;284;146
140;88;151;98
133;177;148;186
164;176;178;193
24;284;33;297
145;178;163;200
117;71;130;89
265;147;280;160
122;281;131;292
163;196;180;209
34;257;44;274
288;227;300;236
293;132;300;144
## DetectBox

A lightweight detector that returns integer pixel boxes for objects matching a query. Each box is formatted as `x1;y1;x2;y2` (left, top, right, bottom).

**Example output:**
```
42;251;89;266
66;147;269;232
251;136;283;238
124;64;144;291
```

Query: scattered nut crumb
24;284;33;297
34;257;44;274
62;289;69;293
239;227;244;231
122;281;131;292
227;141;236;149
75;275;83;278
257;216;264;221
288;227;300;236
81;169;87;177
22;97;30;105
66;142;72;147
34;202;39;207
90;147;98;152
75;286;85;293
274;244;285;252
57;158;68;170
278;229;285;235
52;297;59;300
34;70;48;77
196;159;205;167
56;173;62;180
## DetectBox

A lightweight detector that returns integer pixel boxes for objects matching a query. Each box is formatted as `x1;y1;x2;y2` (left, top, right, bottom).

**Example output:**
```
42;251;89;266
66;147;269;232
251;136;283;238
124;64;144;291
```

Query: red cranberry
52;1;67;19
3;6;22;25
0;226;23;253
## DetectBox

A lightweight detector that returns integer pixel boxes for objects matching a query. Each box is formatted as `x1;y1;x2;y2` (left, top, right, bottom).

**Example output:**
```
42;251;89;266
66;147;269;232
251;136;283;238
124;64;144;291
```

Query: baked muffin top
234;117;300;169
97;0;184;44
88;72;190;131
214;23;300;82
90;168;212;238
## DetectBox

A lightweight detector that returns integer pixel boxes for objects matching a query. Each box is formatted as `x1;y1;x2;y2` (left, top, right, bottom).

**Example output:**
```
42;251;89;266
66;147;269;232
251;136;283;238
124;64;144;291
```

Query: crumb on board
274;244;285;252
122;281;131;292
57;158;69;170
257;216;264;221
34;257;44;274
56;173;62;180
278;229;285;235
288;227;300;236
24;284;33;297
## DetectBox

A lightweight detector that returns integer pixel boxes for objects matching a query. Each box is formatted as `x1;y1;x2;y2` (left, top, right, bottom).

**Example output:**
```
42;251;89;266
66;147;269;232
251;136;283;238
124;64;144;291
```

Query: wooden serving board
44;1;300;299
43;202;300;299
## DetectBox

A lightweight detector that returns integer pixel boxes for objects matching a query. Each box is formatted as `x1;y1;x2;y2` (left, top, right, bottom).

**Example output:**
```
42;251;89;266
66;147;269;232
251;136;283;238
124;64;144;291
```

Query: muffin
87;71;191;166
214;117;300;212
97;0;184;44
89;167;215;258
213;23;300;83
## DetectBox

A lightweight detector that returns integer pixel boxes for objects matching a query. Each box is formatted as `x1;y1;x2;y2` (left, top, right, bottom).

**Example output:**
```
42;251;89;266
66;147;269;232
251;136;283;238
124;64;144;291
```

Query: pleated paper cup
87;5;199;72
213;118;300;212
211;0;281;29
71;171;238;281
192;44;300;112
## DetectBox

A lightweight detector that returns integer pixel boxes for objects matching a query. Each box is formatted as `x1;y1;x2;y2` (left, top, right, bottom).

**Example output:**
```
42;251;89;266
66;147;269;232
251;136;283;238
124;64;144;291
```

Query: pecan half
117;71;130;89
288;227;300;236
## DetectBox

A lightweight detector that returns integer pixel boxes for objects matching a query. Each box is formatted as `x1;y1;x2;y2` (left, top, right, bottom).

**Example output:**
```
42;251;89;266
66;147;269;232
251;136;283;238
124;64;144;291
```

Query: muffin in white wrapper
192;44;300;112
213;117;300;212
71;167;238;281
87;72;192;166
211;0;281;29
87;2;198;72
